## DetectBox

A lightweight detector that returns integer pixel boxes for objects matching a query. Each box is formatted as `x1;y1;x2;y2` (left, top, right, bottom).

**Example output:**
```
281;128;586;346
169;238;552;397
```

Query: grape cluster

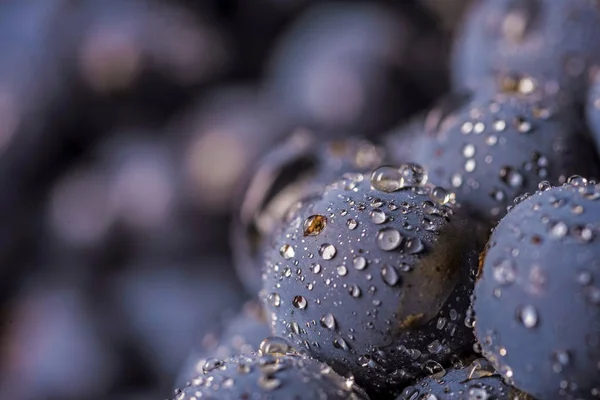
1;1;600;399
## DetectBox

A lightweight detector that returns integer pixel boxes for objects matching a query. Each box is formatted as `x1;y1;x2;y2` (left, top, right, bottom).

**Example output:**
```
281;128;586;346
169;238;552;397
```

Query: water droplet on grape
518;305;538;328
320;313;336;330
376;228;402;251
280;244;295;259
319;243;337;260
303;214;327;236
292;295;307;309
381;265;400;286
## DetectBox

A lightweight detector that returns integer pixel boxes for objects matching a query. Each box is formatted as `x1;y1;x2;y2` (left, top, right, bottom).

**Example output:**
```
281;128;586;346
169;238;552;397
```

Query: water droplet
333;337;349;351
353;256;367;270
450;309;458;321
515;116;532;133
500;167;524;188
518;305;538;328
370;166;403;193
585;286;600;305
343;377;356;391
381;265;400;286
490;189;506;202
465;314;475;328
174;389;183;400
573;226;594;242
427;340;442;354
319;243;337;260
370;209;387;224
202;358;224;373
376;228;403;251
501;73;537;94
436;318;447;330
493;120;506;132
461;121;474;134
567;175;588;187
536;154;549;167
292;295;307;309
486;135;498;147
468;387;490;400
258;375;282;391
465;159;476;172
474;122;485;134
551;350;570;373
344;180;358;191
268;293;281;307
538;181;552;191
576;270;592;286
337;265;348;276
501;364;513;379
349;284;361;298
290;321;300;334
422;200;439;215
311;263;322;274
259;337;291;356
347;218;358;230
222;377;235;388
320;313;336;330
518;77;536;94
405;238;425;254
550;221;568;239
451;173;463;187
371;198;384;208
492;260;516;285
358;355;371;368
280;244;295;259
407;348;422;360
422;360;445;378
398;262;413;272
303;215;327;236
398;163;428;187
463;144;476;158
430;186;454;205
422;218;437;232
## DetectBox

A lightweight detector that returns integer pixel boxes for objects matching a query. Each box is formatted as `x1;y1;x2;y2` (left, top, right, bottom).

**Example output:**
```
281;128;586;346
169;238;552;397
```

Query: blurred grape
0;274;118;400
48;165;116;251
168;84;292;214
74;0;230;90
105;258;246;394
265;1;448;137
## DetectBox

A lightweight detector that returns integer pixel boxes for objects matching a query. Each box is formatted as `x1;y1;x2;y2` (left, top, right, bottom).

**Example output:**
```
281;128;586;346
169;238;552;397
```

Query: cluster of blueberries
1;0;600;399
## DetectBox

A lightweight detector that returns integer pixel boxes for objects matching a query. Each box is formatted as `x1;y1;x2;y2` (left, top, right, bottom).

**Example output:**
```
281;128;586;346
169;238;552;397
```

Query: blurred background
0;1;471;398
